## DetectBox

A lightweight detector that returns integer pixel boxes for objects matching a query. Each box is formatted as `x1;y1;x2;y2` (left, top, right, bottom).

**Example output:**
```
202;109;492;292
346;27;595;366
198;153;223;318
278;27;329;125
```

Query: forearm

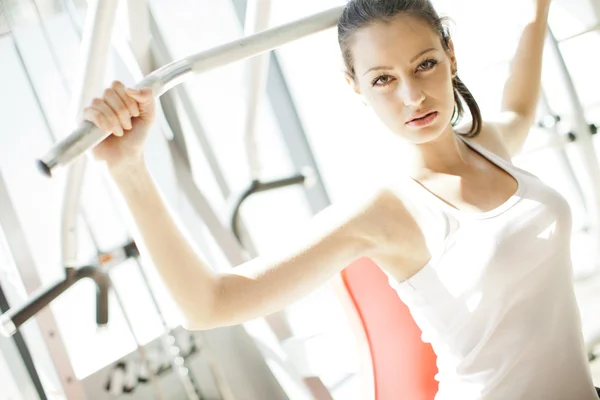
501;1;550;117
110;160;219;327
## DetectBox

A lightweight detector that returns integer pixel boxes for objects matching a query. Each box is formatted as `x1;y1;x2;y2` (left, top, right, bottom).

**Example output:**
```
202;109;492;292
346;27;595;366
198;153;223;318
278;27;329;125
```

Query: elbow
181;317;217;331
180;275;223;331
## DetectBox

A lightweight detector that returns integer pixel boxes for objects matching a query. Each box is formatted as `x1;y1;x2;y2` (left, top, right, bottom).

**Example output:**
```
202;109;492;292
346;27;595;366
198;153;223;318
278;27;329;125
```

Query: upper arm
205;191;384;328
485;111;536;157
460;111;535;162
203;188;425;329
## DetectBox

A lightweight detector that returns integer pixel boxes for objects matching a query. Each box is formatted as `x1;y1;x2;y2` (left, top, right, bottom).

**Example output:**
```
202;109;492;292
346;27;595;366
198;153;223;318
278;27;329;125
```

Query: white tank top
388;137;597;399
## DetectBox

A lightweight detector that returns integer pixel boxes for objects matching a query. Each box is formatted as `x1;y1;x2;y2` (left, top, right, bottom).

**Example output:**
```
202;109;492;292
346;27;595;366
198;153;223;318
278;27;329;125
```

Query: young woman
84;0;599;398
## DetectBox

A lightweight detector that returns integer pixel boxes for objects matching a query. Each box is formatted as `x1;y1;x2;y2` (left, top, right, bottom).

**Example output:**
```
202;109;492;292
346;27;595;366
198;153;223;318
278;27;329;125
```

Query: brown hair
338;0;482;137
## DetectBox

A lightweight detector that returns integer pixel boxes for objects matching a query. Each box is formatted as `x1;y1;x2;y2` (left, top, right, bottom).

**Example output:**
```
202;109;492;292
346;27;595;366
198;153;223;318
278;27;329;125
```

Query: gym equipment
0;264;110;338
112;4;294;397
538;92;589;218
339;258;438;400
228;0;311;247
225;1;332;399
546;28;600;258
37;5;345;177
0;282;46;400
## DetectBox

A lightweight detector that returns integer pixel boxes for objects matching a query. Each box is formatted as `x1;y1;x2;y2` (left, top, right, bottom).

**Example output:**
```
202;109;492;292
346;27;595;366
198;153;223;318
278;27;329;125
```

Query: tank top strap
457;135;516;173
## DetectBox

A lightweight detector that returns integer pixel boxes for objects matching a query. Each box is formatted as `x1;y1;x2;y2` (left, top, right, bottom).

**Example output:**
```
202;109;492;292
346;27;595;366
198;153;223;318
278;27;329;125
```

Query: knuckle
103;88;114;97
97;115;109;130
116;105;128;115
111;80;123;89
91;98;104;107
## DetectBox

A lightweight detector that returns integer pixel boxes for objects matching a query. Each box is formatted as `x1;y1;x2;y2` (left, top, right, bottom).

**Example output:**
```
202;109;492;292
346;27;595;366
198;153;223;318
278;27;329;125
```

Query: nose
398;79;425;106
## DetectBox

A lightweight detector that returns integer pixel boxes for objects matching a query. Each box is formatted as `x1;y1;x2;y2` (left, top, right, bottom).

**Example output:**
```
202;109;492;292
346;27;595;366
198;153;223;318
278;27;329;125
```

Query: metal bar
588;0;600;30
263;55;332;213
147;12;229;196
0;2;58;154
0;3;91;398
228;174;306;242
61;0;118;269
231;3;333;398
29;0;72;95
127;0;153;74
557;24;600;43
243;0;272;180
0;283;47;400
0;171;87;400
108;16;278;398
147;11;260;256
0;266;110;337
230;0;332;215
547;28;600;255
38;5;345;175
538;91;589;215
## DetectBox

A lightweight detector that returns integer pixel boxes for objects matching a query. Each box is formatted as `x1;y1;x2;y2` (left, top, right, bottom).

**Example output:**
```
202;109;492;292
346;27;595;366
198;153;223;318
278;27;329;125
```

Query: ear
446;37;458;75
344;71;361;95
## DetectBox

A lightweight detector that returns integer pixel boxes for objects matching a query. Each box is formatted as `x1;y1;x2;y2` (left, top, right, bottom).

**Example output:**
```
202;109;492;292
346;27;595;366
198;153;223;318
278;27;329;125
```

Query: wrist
535;0;551;17
108;156;147;181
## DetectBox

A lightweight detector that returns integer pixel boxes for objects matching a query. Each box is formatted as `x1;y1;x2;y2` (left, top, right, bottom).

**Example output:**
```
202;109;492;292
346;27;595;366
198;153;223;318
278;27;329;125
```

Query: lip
407;110;435;123
406;111;438;127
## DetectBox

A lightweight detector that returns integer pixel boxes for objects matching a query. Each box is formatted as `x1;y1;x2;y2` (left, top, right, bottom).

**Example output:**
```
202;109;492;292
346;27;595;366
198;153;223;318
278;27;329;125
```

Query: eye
372;74;395;87
417;58;438;72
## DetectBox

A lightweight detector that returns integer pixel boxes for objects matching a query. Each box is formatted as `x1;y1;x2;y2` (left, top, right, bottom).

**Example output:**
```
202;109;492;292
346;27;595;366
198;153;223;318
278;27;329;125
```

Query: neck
403;124;473;179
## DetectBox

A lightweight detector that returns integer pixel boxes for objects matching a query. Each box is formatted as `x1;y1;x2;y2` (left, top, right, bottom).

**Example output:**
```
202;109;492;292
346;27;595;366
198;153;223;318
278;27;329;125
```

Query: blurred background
2;0;600;399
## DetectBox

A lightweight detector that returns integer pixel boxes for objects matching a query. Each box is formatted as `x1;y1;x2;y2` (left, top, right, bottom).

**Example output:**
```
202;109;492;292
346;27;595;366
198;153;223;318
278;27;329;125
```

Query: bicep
209;199;375;328
208;188;425;328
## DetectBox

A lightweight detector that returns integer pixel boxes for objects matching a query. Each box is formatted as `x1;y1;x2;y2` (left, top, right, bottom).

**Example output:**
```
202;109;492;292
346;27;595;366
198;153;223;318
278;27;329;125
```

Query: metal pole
588;0;600;29
547;28;600;263
37;6;345;175
0;171;87;400
243;0;272;180
61;0;119;269
116;40;290;398
538;91;589;216
229;0;332;215
127;0;153;74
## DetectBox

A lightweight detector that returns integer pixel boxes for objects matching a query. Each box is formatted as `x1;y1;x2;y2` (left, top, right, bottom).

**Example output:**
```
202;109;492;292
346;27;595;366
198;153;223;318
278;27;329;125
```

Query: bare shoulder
349;186;435;271
456;120;513;163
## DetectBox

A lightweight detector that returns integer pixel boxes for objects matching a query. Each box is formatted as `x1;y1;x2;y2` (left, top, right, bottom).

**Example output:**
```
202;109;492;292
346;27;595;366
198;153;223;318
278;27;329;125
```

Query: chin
395;124;445;145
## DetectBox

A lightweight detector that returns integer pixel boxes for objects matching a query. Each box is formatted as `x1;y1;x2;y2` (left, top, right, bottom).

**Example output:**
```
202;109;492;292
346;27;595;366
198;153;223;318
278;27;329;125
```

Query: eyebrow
362;48;437;76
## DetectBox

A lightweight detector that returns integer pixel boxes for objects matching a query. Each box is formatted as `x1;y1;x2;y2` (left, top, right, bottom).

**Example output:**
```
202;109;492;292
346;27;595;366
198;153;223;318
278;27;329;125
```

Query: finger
112;81;140;118
125;87;153;103
83;107;112;134
104;88;132;130
92;98;123;136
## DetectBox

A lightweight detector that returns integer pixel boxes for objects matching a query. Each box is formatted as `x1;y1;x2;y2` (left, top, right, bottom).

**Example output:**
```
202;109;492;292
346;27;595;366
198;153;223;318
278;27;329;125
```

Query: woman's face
347;14;456;144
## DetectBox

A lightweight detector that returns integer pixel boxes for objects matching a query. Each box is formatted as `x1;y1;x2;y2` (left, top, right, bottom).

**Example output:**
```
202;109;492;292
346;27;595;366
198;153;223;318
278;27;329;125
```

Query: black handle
228;173;306;242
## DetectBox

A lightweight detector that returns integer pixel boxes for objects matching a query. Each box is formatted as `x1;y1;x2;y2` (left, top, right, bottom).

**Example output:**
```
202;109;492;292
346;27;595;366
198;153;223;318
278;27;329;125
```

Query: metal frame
230;2;334;397
0;171;87;399
230;0;332;215
0;1;94;397
242;0;272;180
537;91;589;217
0;264;46;400
547;28;600;258
111;6;300;397
61;0;118;269
38;5;345;175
